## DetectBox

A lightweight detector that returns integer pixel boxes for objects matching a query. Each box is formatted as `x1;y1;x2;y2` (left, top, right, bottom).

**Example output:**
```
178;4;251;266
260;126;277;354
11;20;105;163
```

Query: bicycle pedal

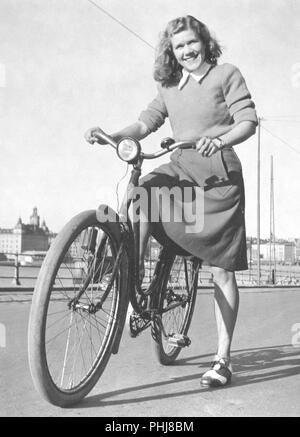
167;333;191;348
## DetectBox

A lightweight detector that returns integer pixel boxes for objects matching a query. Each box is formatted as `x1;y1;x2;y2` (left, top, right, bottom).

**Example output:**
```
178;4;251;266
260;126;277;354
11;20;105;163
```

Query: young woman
85;15;258;388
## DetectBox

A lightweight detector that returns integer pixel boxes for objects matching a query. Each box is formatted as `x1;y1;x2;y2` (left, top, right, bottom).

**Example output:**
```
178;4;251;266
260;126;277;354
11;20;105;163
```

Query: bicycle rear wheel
28;210;128;407
152;251;199;365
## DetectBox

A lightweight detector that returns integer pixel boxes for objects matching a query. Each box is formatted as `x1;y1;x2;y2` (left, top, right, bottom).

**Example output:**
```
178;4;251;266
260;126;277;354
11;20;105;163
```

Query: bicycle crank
126;305;151;338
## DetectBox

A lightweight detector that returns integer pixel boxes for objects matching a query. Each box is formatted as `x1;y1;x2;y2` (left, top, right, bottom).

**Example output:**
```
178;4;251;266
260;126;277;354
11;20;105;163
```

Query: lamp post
12;252;21;286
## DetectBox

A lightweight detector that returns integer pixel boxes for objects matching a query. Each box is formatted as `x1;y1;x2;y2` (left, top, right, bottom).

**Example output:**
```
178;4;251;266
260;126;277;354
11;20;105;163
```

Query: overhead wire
261;124;300;157
86;0;155;50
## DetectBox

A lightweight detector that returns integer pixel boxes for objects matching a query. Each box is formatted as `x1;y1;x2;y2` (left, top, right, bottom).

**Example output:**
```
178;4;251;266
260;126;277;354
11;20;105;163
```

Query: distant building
284;242;296;264
248;241;296;264
0;207;52;255
295;238;300;263
249;243;284;263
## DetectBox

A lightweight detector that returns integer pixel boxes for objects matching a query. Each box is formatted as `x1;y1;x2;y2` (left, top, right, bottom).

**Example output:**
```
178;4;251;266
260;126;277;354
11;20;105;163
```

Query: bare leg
130;204;150;283
139;218;151;282
210;266;239;359
200;266;239;387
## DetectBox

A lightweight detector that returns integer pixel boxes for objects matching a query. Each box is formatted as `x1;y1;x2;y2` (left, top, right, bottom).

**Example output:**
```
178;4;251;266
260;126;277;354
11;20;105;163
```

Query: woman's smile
182;52;202;66
171;29;206;74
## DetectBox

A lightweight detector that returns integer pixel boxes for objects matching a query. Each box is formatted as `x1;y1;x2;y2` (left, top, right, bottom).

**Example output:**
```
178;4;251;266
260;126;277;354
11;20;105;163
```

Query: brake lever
160;137;175;149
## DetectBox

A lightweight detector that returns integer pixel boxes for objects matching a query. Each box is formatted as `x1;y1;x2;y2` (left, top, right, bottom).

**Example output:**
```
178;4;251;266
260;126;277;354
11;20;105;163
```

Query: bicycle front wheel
28;210;128;407
152;252;199;365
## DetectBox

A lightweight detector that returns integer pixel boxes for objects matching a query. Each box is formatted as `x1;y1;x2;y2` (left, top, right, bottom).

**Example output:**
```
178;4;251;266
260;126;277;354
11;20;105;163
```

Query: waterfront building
0;207;51;255
249;242;296;264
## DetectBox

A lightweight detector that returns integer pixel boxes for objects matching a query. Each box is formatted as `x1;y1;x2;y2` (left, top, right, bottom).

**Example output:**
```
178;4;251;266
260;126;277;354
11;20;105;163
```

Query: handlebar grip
178;142;196;150
93;128;108;141
92;129;118;149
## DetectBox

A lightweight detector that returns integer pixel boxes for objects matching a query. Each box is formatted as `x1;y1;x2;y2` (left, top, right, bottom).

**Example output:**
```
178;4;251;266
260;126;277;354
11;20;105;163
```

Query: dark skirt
139;147;248;271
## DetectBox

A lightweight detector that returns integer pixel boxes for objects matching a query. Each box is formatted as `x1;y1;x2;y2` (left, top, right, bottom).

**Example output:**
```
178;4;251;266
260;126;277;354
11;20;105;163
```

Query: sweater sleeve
138;89;168;132
222;64;258;126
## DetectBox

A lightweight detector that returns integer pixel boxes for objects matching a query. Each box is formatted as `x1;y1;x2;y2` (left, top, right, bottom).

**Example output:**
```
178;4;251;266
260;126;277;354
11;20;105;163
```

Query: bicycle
28;129;201;407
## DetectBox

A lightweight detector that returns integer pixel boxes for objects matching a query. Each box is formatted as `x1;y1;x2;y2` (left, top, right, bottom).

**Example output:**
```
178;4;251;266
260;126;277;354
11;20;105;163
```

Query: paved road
0;288;300;417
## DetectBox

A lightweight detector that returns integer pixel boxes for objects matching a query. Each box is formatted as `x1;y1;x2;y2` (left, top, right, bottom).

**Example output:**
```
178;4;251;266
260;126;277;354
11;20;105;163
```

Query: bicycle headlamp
117;137;141;163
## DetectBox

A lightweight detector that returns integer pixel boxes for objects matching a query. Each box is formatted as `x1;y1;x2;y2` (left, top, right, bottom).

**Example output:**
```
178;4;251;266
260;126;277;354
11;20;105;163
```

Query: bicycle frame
93;129;198;316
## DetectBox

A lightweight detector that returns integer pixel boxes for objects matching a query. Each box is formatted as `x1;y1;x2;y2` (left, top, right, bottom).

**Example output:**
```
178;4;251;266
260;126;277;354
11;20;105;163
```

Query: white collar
178;67;211;90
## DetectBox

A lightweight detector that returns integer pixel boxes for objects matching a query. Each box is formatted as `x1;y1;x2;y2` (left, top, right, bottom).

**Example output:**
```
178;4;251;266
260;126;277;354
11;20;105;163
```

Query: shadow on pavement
75;344;300;409
232;344;300;387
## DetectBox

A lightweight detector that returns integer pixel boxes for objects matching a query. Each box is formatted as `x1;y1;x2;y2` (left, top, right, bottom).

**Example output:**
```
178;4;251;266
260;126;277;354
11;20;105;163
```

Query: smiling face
171;28;206;74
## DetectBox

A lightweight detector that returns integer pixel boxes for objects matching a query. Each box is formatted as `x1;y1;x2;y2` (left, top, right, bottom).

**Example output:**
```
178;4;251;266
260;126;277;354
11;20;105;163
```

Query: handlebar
141;141;196;159
92;130;196;160
93;129;118;150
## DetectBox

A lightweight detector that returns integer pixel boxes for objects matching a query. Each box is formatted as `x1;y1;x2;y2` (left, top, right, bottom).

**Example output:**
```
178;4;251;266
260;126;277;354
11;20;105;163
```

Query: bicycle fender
97;204;133;355
97;203;134;251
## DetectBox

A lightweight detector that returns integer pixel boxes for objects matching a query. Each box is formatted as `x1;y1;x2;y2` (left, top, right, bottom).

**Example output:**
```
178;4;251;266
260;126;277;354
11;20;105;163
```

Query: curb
0;294;33;303
0;285;299;303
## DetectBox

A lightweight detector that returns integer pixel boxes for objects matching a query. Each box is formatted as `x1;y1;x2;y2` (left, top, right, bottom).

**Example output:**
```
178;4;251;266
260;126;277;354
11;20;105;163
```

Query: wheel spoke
60;311;74;387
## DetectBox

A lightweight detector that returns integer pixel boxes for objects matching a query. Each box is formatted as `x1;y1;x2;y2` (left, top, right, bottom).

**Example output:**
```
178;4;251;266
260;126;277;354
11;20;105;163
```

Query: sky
0;0;300;239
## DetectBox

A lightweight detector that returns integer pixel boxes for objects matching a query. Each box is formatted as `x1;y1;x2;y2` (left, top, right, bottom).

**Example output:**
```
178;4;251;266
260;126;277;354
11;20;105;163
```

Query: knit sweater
139;63;258;141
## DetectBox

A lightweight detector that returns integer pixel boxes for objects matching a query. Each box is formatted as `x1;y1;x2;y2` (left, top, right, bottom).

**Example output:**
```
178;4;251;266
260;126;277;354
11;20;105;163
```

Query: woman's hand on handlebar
84;127;108;145
196;136;220;157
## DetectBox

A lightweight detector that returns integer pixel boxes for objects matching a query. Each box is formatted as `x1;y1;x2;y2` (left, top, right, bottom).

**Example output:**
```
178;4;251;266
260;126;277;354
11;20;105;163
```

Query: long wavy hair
153;16;222;87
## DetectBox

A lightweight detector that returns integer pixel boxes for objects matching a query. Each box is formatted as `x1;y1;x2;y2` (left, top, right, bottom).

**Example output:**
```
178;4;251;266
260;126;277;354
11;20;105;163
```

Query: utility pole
269;155;276;284
249;236;252;283
269;155;272;281
257;117;261;285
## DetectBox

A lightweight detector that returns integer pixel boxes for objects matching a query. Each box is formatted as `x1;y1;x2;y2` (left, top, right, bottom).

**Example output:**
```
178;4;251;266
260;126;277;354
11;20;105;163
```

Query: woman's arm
110;120;150;142
217;120;257;148
85;120;150;144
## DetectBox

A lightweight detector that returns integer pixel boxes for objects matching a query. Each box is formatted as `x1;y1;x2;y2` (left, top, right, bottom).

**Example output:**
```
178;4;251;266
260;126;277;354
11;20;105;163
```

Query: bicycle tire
28;210;128;407
151;250;199;365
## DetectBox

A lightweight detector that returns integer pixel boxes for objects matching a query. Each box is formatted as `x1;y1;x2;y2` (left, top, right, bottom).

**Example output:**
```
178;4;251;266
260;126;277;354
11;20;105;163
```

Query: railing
0;253;23;286
145;257;300;287
0;252;72;287
1;252;300;289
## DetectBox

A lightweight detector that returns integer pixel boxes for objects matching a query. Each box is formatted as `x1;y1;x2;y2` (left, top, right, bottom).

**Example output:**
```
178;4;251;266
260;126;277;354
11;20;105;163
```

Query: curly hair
153;15;222;87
